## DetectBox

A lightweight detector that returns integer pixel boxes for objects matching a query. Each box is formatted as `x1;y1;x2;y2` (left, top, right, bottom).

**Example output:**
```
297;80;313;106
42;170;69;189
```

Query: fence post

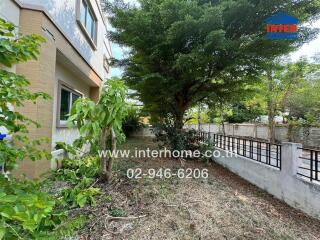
281;142;302;177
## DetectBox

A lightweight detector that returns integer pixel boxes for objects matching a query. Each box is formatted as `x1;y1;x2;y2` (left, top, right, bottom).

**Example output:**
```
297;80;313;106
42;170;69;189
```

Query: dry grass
74;137;320;240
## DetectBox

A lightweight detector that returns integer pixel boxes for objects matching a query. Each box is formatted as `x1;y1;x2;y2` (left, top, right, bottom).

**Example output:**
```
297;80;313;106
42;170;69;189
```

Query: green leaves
0;176;60;239
0;224;5;240
0;18;45;67
62;186;101;208
69;78;128;153
0;173;88;239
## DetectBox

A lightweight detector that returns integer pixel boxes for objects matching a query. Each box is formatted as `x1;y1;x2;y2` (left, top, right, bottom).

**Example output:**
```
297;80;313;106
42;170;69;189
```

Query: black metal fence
199;132;281;169
297;147;320;183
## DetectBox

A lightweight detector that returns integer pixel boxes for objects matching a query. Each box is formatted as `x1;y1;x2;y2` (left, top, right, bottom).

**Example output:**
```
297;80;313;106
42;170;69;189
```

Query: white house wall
52;61;91;148
0;0;20;26
19;0;111;80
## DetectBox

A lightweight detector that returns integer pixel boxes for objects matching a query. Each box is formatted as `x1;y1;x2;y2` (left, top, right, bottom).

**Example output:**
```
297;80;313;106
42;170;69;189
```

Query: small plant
104;195;113;203
0;175;71;239
109;208;127;217
55;156;100;181
61;186;101;208
69;78;128;182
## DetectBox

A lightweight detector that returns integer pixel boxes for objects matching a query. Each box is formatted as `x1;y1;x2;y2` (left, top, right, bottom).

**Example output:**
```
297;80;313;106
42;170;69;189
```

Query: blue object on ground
0;133;7;140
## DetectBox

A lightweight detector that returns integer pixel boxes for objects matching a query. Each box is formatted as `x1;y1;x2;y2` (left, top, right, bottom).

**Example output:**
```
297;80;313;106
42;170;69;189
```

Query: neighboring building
0;0;112;178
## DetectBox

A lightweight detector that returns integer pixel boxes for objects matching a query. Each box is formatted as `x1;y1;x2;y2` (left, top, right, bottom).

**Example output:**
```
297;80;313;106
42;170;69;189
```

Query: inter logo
265;12;298;40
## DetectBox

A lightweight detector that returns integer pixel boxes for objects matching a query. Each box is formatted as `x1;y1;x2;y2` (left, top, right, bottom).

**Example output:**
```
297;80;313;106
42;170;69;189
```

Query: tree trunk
197;104;201;132
100;127;109;182
220;102;226;135
99;128;117;183
174;104;188;130
174;94;188;130
268;111;275;144
267;71;276;144
221;120;226;136
106;128;117;183
287;119;295;142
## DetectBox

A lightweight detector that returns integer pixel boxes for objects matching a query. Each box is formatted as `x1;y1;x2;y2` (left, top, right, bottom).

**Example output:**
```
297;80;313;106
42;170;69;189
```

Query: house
0;0;112;178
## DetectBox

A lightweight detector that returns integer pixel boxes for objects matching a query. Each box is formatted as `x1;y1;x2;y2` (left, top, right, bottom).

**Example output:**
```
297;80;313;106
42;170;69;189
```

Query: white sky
290;19;320;61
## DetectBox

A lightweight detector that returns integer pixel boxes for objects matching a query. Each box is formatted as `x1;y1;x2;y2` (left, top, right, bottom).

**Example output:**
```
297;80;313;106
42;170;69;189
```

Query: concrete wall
186;123;320;147
18;0;111;79
214;143;320;219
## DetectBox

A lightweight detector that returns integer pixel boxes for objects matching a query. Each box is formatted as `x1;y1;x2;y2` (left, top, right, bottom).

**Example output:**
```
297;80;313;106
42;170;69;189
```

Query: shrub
153;116;201;155
56;156;100;180
0;18;86;239
122;105;143;137
54;157;101;208
0;176;85;239
61;184;101;208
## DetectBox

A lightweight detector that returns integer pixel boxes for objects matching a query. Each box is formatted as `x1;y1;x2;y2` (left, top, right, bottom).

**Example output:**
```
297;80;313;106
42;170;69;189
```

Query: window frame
57;81;83;128
76;0;98;49
103;55;110;73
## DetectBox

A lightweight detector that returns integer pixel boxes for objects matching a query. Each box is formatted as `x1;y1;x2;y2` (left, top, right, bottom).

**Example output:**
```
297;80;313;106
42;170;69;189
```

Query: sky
290;19;320;61
109;17;320;78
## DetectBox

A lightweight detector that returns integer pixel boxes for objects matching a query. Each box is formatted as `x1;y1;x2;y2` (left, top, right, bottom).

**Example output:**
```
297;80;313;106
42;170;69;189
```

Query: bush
61;182;101;208
0;175;85;239
56;156;100;180
122;105;143;137
152;116;201;155
54;156;101;209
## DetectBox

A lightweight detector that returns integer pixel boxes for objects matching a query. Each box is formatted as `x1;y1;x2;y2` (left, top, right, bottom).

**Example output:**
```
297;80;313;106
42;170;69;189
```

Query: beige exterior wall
16;10;56;178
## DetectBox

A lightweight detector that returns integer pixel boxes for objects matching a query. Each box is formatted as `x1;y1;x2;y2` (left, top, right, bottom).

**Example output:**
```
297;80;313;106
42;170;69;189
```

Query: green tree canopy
106;0;320;129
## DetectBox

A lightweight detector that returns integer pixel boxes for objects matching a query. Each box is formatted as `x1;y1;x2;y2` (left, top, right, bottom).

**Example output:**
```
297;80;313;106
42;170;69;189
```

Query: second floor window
79;0;97;44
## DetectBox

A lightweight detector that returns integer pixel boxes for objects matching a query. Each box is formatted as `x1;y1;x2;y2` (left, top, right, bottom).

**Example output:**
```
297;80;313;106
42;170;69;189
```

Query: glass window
87;10;94;39
80;0;87;25
60;89;70;121
59;87;81;123
72;93;80;104
79;0;96;42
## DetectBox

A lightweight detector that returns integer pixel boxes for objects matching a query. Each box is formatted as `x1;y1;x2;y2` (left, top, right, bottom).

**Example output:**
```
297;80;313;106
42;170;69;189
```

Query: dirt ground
74;137;320;240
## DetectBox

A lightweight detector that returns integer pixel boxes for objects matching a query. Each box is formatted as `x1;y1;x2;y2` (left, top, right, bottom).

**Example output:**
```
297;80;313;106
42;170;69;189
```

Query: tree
69;78;127;182
225;101;265;124
0;18;50;173
282;63;320;141
259;59;310;143
106;0;319;131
